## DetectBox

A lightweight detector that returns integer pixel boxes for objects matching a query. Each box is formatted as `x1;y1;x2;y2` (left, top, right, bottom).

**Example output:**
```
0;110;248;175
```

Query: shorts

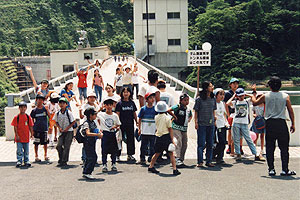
154;134;172;153
33;131;48;145
116;86;122;95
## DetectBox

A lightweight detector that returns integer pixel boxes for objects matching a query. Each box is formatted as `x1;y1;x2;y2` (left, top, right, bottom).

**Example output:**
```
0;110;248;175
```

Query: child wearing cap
98;99;121;172
226;88;265;161
167;93;192;167
47;92;60;146
137;92;157;164
82;107;103;180
30;94;51;162
148;101;181;175
75;62;91;105
114;68;123;95
25;66;50;99
11;102;34;167
79;92;100;165
54;97;76;167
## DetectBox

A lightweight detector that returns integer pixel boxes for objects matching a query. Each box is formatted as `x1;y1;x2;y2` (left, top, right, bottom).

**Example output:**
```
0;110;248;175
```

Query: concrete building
133;0;188;78
50;46;110;78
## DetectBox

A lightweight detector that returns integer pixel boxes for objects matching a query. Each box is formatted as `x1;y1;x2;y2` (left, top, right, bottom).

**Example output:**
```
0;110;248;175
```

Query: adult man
251;76;296;176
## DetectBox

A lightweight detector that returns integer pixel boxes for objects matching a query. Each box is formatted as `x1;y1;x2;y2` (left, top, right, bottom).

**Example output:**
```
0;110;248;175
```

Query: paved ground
0;157;299;200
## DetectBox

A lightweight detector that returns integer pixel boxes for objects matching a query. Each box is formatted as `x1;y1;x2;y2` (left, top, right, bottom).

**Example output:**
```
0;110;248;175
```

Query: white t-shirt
132;72;139;84
138;83;149;97
47;102;59;115
114;74;123;87
215;101;227;128
232;99;250;125
53;110;74;135
97;112;121;132
160;91;175;107
122;72;133;85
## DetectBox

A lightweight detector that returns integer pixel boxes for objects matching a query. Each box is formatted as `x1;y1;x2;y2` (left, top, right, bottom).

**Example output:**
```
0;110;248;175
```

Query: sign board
187;50;211;66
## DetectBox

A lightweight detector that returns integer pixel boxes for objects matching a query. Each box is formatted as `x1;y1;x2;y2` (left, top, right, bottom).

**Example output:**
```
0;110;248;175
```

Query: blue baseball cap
229;78;239;84
236;88;245;96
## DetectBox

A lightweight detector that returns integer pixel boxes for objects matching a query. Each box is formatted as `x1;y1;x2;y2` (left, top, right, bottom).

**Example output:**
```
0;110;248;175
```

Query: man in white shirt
138;70;160;107
157;80;175;107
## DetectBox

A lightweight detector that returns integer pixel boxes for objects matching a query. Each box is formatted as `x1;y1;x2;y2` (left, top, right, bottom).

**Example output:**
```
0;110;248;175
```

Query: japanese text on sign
188;50;211;66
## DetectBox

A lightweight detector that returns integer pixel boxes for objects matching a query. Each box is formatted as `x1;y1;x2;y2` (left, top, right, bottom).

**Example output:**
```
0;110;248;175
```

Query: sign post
187;42;212;97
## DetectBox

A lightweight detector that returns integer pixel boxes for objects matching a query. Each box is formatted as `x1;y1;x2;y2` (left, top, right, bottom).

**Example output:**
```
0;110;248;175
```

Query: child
30;94;51;162
226;88;265;161
213;88;228;164
25;66;50;99
47;92;60;146
11;101;34;167
158;80;175;107
132;64;145;99
60;81;80;110
92;69;104;103
148;101;181;175
75;62;91;104
82;107;103;180
251;91;266;155
54;97;76;167
79;92;100;164
138;92;157;164
101;84;120;111
167;93;192;167
114;68;123;95
98;99;121;172
116;87;138;162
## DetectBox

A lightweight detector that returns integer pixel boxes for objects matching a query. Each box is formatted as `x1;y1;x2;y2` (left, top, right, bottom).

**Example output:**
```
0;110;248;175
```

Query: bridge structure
4;57;300;146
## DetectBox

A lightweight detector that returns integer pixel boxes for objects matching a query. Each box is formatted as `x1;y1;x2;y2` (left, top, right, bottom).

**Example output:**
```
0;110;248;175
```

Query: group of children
12;59;295;179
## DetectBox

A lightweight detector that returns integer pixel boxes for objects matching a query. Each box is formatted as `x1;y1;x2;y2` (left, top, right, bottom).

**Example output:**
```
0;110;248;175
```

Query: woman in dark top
193;81;217;167
115;87;138;162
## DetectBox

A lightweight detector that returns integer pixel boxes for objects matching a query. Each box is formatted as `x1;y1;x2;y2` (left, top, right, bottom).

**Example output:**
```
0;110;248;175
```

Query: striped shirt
138;105;157;135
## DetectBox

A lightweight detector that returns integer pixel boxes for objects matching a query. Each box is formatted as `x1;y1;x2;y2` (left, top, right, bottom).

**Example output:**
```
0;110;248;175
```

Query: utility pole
146;0;150;64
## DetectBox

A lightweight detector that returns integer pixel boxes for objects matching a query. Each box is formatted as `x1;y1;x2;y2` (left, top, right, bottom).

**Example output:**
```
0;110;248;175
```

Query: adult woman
193;81;216;167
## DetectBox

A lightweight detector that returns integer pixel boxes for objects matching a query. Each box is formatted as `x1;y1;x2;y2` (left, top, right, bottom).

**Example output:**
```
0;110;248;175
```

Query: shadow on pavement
96;171;123;175
59;165;79;170
261;175;300;181
0;162;17;167
78;178;105;182
157;173;179;178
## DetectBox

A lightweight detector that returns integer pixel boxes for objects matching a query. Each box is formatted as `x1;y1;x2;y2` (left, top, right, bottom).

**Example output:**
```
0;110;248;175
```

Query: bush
291;77;300;85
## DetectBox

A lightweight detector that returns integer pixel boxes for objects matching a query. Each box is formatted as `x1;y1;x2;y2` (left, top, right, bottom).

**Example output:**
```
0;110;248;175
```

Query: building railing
136;58;300;101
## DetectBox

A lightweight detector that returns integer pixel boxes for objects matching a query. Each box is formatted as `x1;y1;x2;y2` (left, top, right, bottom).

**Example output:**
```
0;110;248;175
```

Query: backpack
75;123;86;143
17;114;30;127
57;110;78;129
254;116;265;130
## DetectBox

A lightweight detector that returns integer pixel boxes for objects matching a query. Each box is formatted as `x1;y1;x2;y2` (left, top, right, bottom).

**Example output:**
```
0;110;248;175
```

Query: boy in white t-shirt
98;99;121;172
226;88;265;161
157;80;175;107
47;92;60;147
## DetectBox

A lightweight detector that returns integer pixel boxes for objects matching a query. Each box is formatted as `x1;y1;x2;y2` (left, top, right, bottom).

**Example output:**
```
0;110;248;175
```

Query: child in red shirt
11;101;34;167
75;62;91;104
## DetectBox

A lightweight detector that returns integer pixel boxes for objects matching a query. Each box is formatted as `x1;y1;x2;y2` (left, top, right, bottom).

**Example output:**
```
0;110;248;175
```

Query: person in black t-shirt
116;87;138;162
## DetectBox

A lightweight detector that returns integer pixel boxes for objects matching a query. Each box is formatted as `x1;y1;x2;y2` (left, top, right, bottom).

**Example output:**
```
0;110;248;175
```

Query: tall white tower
133;0;188;78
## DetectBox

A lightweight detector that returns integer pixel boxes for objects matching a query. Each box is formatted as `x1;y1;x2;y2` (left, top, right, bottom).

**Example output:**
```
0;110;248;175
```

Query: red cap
145;92;155;100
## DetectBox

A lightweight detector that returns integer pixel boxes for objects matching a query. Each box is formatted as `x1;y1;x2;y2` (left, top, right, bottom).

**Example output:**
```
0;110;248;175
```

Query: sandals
206;163;215;167
280;170;296;176
35;158;41;162
197;163;204;168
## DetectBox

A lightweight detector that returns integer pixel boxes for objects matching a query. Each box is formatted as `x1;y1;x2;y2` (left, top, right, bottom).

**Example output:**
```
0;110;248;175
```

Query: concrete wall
50;47;110;78
16;56;50;83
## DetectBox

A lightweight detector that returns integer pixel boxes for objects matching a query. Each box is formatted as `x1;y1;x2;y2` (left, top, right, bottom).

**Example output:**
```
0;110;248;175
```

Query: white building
134;0;188;78
50;46;110;78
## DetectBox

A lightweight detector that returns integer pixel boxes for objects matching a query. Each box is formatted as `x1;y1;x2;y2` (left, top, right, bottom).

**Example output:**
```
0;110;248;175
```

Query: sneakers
236;154;242;161
25;161;31;167
127;155;136;162
173;169;181;176
83;174;96;180
16;162;22;168
176;159;183;166
255;154;266;161
268;169;276;176
148;167;159;174
111;164;118;171
280;170;296;176
102;164;108;173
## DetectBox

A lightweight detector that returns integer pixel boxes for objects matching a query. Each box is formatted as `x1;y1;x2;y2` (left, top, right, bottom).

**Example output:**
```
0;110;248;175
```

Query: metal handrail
136;58;300;100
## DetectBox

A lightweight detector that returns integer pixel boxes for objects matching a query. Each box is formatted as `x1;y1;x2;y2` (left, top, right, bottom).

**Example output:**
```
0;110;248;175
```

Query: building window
84;53;93;60
143;13;155;20
148;39;152;45
167;12;180;19
63;65;74;73
168;39;181;46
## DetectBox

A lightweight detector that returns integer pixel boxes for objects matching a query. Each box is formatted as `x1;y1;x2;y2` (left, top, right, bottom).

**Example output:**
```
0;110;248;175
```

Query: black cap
36;94;45;99
18;101;27;107
103;98;115;105
84;107;97;116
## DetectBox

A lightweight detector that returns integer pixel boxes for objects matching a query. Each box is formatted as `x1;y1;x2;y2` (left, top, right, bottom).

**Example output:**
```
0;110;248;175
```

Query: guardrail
5;65;89;107
136;58;300;100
